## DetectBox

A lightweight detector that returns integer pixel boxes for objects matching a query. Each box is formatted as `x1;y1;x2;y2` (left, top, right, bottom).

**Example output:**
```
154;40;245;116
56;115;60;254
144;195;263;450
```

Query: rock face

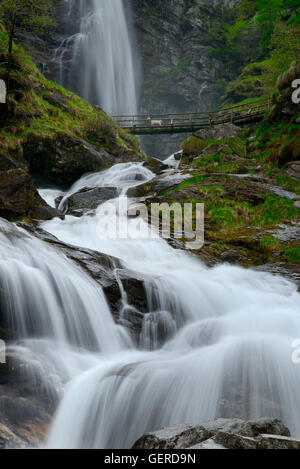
132;0;239;157
132;417;294;450
0;169;63;221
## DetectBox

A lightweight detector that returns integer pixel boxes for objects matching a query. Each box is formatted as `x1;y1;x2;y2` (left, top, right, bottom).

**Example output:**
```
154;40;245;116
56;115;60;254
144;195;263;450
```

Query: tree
254;0;283;51
0;0;55;90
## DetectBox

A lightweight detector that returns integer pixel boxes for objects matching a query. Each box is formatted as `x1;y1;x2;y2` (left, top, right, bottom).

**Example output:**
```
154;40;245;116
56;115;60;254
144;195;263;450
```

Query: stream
13;162;297;448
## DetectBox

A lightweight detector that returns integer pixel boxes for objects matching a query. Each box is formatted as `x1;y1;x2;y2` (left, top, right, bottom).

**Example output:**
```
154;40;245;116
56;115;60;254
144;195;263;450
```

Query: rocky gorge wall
132;0;240;157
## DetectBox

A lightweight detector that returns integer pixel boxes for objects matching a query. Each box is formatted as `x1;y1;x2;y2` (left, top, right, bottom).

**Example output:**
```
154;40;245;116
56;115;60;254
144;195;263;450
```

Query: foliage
84;117;119;143
0;0;56;92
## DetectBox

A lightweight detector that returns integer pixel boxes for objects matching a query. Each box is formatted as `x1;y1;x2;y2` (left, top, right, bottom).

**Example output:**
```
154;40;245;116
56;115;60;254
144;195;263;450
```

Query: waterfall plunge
56;0;137;115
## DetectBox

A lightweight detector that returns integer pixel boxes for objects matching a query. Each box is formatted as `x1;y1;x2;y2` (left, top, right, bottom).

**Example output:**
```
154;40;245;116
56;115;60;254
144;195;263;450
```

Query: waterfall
55;0;137;115
30;162;300;449
0;218;129;406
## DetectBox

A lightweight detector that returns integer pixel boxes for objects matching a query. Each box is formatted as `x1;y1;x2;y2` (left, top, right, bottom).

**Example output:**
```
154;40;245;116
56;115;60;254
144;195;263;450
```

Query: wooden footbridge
113;99;270;135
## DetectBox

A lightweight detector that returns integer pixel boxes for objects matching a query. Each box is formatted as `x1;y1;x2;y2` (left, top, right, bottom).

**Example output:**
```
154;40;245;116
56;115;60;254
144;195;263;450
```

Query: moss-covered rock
22;131;117;186
181;136;209;160
143;157;168;174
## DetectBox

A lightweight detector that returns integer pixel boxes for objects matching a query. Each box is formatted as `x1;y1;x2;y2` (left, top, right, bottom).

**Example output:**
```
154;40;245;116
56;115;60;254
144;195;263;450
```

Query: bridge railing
112;99;270;130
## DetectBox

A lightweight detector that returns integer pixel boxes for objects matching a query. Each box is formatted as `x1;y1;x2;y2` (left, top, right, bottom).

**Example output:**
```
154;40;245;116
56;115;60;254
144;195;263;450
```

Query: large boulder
22;131;115;186
143;157;169;174
0;169;63;222
132;418;292;450
62;186;119;217
194;123;241;141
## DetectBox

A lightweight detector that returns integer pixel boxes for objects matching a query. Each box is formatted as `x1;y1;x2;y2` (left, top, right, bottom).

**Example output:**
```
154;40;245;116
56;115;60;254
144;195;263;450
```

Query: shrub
84;117;119;142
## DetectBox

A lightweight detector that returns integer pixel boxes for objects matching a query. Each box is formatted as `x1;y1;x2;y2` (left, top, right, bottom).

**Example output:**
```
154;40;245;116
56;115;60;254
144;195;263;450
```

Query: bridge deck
113;99;270;135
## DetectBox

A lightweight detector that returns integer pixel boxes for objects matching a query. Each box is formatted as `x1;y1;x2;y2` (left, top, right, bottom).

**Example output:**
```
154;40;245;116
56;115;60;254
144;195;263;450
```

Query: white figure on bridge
147;117;162;127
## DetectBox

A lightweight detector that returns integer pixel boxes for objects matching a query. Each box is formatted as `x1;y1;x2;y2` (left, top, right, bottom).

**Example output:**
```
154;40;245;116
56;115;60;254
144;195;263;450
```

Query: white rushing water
55;0;137;114
23;162;299;449
0;217;131;410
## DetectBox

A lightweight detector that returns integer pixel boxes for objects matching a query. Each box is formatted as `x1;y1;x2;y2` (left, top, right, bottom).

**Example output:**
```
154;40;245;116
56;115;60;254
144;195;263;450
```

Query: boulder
63;186;118;216
194;123;241;141
22;131;116;186
0;169;63;222
220;250;248;265
132;424;208;450
181;136;209;159
143;157;168;174
132;418;291;450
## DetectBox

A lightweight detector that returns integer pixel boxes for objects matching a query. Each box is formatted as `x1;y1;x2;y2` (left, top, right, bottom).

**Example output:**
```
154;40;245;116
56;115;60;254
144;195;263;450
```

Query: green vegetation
208;0;300;104
0;24;142;164
0;0;56;91
285;248;300;263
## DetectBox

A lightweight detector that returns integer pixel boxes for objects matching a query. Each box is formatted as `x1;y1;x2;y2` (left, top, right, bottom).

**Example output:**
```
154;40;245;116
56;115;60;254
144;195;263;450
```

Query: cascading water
0;218;130;410
54;0;137;114
19;162;298;449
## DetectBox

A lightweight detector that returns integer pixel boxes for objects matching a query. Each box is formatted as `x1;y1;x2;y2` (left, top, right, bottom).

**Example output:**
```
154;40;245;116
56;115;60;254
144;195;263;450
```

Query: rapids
30;162;300;448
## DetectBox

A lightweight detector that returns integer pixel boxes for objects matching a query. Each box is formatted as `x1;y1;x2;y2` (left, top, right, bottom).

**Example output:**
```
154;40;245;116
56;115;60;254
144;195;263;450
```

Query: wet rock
220;250;248;265
132;424;208;449
132;418;291;449
214;432;258;449
257;434;300;450
128;171;190;198
64;186;118;216
0;348;55;447
0;169;63;222
255;264;300;291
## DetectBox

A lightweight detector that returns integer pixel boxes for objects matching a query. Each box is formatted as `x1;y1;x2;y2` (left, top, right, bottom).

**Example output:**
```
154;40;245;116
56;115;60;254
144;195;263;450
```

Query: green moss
284;248;300;263
260;235;281;251
181;136;209;156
